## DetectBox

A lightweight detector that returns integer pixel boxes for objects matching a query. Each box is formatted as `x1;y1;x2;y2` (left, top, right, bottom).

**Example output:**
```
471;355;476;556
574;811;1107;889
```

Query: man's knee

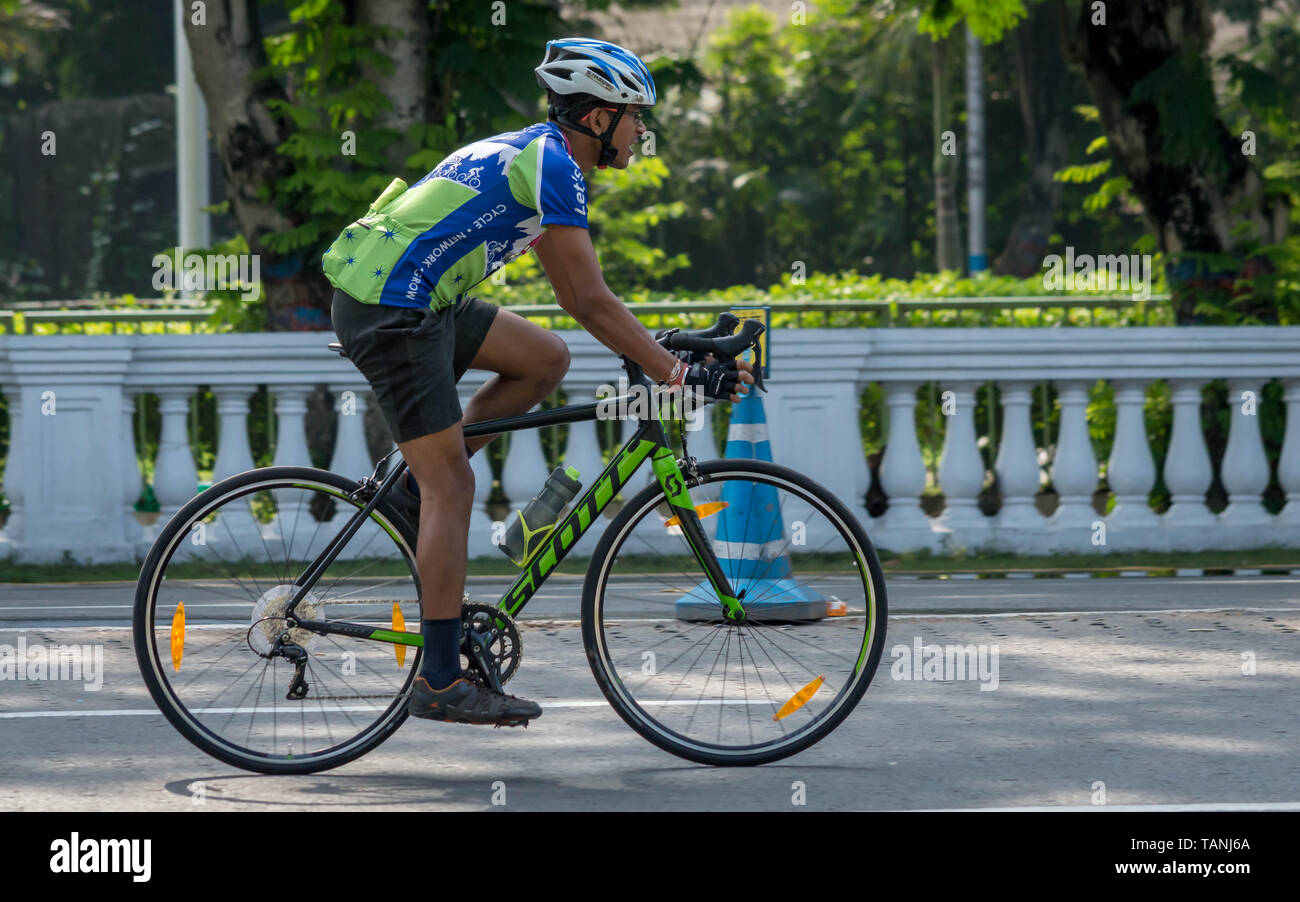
539;332;570;388
410;448;475;510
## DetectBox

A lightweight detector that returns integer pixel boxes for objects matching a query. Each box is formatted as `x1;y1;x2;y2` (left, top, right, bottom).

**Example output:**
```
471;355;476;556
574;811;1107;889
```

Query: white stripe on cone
726;423;768;444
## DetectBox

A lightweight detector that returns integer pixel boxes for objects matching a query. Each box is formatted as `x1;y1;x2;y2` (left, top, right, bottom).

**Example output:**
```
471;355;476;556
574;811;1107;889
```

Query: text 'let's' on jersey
322;122;588;311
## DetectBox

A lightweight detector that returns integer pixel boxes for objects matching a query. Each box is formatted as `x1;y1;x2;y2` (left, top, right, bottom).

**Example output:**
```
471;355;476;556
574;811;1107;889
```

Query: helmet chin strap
549;103;626;168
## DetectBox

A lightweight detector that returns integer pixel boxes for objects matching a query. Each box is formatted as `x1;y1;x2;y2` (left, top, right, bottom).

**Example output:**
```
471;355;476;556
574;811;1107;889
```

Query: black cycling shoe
408;676;543;727
389;472;421;530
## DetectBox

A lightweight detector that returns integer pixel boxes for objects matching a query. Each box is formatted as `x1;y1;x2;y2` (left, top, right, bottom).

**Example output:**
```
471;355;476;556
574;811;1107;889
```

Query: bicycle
133;313;888;773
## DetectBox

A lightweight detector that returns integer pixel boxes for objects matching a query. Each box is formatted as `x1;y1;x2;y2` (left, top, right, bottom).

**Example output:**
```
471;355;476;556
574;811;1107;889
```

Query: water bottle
500;466;582;565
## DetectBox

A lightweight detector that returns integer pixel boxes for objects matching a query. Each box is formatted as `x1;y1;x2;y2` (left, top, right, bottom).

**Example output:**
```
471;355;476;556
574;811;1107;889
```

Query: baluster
1105;380;1159;541
203;386;266;560
1162;380;1215;541
120;390;143;551
152;388;199;528
268;384;316;561
1277;379;1300;529
936;381;989;539
325;386;393;561
1048;381;1099;546
212;388;256;481
877;381;932;549
0;386;24;555
499;406;551;514
328;385;372;478
1218;379;1273;541
994;381;1043;545
559;381;613;550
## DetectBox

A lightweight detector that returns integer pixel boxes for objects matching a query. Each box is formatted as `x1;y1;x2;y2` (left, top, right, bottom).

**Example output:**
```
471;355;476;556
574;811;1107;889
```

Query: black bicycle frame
285;359;741;647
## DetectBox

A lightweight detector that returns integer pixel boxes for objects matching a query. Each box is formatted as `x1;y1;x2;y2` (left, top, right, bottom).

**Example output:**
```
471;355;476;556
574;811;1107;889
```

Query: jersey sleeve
515;132;589;229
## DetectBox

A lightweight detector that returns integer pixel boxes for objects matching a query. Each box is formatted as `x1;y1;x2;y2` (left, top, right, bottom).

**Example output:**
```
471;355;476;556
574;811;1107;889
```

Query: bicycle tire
133;466;421;775
581;458;888;766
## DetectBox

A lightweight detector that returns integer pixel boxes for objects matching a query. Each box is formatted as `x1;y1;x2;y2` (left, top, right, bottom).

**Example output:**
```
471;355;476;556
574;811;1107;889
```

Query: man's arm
532;225;684;382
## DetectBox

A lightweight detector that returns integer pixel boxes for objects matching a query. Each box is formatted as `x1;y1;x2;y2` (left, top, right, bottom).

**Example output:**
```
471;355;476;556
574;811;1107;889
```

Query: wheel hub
248;585;323;655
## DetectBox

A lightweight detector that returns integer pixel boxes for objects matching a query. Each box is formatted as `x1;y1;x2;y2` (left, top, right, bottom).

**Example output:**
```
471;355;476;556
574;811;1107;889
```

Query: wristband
665;359;685;388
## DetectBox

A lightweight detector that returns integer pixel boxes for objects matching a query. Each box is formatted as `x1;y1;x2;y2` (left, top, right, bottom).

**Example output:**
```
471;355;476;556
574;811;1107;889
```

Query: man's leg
460;307;570;454
399;421;474;687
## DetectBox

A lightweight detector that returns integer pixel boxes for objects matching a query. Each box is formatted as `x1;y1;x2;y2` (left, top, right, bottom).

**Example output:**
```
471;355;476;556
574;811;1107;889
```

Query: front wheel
582;459;888;766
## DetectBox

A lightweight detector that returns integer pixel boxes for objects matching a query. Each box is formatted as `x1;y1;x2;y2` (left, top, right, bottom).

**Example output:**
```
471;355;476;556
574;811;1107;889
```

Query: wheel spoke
589;462;887;762
137;473;422;773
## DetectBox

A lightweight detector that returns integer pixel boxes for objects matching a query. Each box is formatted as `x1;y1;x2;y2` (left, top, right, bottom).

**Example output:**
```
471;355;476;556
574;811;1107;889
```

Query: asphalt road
1;576;1298;811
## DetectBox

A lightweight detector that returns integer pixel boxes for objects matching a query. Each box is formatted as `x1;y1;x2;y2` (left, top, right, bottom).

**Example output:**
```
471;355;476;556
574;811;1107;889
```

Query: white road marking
0;698;779;719
901;801;1300;812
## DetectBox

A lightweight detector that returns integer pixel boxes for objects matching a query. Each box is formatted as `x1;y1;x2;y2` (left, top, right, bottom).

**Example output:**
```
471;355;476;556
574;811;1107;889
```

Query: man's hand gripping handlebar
653;313;767;402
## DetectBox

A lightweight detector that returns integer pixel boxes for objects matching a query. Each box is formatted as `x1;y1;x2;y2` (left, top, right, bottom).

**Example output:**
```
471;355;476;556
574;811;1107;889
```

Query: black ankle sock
419;617;462;689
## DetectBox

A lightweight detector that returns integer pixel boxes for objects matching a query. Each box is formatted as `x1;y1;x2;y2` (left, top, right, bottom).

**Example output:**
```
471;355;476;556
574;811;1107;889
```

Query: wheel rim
138;476;423;768
589;466;882;759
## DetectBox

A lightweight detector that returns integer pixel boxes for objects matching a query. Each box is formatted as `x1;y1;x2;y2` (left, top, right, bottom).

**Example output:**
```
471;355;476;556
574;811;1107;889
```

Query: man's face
586;105;647;169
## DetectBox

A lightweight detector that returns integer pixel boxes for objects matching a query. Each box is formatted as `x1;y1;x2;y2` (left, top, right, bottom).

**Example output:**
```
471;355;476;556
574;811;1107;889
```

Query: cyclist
324;38;753;727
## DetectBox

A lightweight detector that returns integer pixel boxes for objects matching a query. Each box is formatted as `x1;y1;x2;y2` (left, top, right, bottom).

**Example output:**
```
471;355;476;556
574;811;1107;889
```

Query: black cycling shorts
330;288;498;443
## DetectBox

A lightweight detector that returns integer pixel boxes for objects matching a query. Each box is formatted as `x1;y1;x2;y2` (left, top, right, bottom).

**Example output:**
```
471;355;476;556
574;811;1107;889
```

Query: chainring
459;602;522;687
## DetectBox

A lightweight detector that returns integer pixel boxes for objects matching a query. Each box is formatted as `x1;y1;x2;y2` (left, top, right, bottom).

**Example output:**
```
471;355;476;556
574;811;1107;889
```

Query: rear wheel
582;458;888;766
133;466;423;775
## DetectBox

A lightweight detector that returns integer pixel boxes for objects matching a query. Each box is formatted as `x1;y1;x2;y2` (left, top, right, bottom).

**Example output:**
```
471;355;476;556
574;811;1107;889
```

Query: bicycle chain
297;602;522;701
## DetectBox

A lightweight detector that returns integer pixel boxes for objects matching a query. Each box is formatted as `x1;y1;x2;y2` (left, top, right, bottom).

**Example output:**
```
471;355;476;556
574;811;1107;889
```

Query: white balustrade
153;388;199;522
877;382;934;549
1049;381;1099;548
1278;379;1300;527
1217;379;1274;543
0;326;1298;563
1162;380;1216;539
1106;380;1160;540
328;386;373;480
499;408;552;511
0;385;23;558
120;391;143;553
994;381;1041;538
935;381;989;543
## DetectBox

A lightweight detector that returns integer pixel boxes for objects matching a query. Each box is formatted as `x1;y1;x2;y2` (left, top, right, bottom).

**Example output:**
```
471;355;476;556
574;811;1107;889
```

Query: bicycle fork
650;447;747;622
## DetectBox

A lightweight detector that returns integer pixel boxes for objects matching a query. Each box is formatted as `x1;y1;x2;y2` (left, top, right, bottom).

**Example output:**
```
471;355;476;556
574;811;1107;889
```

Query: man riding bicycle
324;38;753;726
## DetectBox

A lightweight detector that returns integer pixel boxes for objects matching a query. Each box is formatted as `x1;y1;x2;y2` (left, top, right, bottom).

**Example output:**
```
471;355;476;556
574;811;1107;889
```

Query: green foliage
258;2;460;261
1130;48;1225;176
585;156;691;293
916;0;1028;42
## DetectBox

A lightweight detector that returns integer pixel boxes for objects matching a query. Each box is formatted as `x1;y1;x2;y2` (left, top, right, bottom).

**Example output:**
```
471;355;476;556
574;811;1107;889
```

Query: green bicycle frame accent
289;403;744;649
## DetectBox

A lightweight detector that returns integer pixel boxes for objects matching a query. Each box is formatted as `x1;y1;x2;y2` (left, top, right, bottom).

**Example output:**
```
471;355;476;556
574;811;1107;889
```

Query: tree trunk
932;33;963;272
993;0;1072;277
358;0;429;140
182;1;330;330
1062;0;1289;322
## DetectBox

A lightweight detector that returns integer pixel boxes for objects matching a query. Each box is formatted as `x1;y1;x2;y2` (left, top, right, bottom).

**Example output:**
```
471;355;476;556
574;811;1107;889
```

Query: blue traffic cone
675;389;826;621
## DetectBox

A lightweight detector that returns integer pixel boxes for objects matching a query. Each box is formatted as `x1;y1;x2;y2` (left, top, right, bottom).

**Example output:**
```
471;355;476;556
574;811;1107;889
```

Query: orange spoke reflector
393;603;407;668
169;602;185;672
826;598;848;617
665;501;729;528
772;674;824;721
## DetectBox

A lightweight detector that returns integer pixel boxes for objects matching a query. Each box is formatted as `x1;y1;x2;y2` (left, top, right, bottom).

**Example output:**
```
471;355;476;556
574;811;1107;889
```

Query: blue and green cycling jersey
322;121;588;311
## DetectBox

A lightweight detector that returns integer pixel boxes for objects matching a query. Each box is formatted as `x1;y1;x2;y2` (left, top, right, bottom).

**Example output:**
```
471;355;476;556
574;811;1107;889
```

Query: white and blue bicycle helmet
535;38;656;166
